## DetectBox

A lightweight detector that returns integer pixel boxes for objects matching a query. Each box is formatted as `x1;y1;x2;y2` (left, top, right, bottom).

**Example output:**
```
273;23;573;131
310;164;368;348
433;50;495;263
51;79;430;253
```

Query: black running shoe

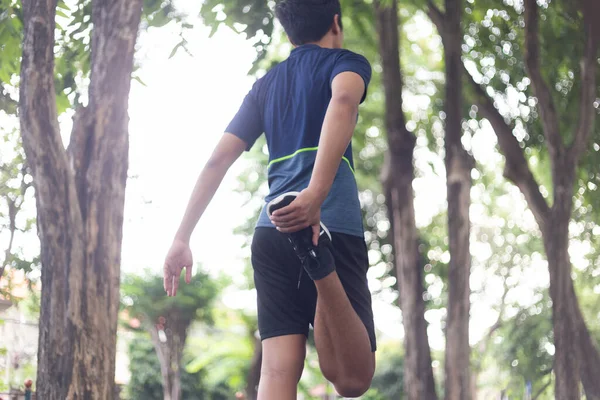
267;192;335;282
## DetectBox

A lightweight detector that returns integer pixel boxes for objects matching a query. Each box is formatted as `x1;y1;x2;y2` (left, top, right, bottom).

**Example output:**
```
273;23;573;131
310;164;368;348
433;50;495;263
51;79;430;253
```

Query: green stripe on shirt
267;147;355;174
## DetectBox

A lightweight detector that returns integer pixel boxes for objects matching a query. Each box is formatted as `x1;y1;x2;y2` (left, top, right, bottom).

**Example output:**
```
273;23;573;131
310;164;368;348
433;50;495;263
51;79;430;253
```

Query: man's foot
267;192;335;281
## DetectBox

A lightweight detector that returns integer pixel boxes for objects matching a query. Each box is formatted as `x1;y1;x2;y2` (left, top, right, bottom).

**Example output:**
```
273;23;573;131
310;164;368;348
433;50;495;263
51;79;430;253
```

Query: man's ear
331;14;342;34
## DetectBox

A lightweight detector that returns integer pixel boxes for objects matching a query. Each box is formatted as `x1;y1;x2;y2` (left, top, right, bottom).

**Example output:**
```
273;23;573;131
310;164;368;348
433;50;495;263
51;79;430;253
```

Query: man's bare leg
257;335;306;400
313;271;375;398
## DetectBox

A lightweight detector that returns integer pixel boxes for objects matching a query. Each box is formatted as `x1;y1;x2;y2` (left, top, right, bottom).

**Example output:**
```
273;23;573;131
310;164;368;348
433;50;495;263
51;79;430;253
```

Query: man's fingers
163;264;170;293
185;265;192;284
278;222;310;233
273;217;307;229
272;203;297;217
311;224;320;246
270;212;300;223
172;275;179;297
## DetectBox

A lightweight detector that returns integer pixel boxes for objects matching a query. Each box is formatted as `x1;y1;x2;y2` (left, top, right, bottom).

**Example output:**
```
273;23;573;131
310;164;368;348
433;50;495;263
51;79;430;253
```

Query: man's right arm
307;71;366;204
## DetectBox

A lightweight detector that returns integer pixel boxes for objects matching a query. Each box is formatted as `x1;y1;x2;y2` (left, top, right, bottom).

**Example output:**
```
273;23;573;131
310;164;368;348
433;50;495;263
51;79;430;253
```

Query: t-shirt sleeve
330;50;372;104
225;81;263;151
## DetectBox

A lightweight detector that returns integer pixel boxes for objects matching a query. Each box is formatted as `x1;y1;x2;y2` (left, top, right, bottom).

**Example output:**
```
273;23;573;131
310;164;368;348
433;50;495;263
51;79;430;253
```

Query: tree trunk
575;294;600;399
246;334;262;400
543;160;581;400
543;223;580;400
375;2;438;399
19;0;143;398
572;5;600;398
441;0;473;399
150;324;186;400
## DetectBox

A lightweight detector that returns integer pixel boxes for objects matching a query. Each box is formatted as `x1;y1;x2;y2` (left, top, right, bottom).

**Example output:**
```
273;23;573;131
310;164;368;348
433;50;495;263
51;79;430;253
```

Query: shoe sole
266;191;332;241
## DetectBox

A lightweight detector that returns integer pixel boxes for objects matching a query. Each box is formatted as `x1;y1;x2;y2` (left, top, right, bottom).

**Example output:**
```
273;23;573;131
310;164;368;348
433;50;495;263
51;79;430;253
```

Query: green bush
124;335;229;400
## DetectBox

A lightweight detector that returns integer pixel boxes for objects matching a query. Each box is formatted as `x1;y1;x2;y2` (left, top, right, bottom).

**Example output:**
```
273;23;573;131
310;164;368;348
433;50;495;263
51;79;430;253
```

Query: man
163;0;376;398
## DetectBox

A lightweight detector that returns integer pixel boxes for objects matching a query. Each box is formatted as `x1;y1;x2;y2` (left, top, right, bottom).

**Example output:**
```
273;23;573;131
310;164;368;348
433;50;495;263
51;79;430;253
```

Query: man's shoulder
335;48;370;65
253;59;289;89
316;47;369;64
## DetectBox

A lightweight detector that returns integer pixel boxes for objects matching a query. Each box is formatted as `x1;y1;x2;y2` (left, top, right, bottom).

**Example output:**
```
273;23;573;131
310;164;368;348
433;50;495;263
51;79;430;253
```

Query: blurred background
1;0;599;399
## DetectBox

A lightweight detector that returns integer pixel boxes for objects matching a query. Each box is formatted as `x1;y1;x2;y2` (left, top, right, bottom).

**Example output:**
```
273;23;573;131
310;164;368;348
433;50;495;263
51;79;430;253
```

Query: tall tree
19;0;143;397
374;1;438;399
437;0;474;398
429;0;600;397
121;271;220;400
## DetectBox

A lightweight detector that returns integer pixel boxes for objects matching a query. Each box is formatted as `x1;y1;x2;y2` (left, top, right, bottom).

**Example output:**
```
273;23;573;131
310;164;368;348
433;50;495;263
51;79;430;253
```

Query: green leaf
132;75;147;87
55;92;70;115
168;41;184;59
57;1;71;11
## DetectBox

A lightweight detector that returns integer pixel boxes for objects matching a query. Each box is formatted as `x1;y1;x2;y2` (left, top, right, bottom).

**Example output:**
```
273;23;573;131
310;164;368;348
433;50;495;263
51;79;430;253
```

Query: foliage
200;0;275;72
120;268;222;329
185;306;259;395
121;268;226;399
370;342;405;399
124;333;229;400
0;0;191;112
491;300;554;399
0;128;37;293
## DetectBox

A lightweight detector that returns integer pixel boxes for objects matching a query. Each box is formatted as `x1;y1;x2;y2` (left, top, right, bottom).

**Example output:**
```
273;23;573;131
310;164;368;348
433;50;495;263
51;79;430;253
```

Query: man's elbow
205;152;235;171
205;134;246;170
331;93;360;116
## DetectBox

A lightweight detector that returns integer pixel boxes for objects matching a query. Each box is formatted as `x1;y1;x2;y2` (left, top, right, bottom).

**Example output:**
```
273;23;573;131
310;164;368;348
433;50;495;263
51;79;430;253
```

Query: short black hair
275;0;343;45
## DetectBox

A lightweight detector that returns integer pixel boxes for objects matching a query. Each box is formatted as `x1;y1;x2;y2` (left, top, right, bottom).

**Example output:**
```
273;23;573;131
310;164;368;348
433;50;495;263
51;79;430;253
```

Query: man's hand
163;239;193;297
269;188;323;245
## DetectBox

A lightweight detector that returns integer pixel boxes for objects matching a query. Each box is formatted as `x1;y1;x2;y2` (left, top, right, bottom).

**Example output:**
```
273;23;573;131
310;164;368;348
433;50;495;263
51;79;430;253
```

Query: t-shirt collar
291;43;321;55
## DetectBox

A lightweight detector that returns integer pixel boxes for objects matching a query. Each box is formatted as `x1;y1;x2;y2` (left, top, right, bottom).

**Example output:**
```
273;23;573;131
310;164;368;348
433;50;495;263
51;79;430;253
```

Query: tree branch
465;67;550;229
66;105;92;216
0;199;17;281
427;1;445;35
532;376;553;400
149;325;172;399
19;0;83;221
0;86;18;115
474;271;520;361
374;0;408;141
567;0;599;164
0;169;31;282
523;0;563;158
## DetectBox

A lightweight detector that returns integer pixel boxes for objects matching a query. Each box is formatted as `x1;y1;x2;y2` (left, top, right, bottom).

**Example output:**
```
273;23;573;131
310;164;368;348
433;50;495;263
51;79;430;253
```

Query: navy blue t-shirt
226;44;371;237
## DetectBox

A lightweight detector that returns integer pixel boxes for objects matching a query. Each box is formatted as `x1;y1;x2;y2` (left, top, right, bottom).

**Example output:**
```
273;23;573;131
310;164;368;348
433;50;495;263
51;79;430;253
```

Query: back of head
275;0;342;45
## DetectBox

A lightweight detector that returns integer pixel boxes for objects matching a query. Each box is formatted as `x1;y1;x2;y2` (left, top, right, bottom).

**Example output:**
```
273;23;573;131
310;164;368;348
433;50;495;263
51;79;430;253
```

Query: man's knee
330;355;375;398
334;374;373;398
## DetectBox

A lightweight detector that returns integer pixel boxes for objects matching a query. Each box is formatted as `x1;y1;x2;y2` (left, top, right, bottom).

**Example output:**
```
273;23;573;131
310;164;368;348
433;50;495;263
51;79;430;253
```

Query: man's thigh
251;228;317;340
330;232;377;352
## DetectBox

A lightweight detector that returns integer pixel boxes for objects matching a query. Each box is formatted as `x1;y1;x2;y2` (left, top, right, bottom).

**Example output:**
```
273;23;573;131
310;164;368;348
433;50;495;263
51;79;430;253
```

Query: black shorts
251;227;377;352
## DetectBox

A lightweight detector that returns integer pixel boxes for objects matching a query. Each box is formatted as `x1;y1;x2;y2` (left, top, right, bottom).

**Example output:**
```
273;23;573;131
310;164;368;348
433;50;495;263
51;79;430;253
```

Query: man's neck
306;36;335;49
